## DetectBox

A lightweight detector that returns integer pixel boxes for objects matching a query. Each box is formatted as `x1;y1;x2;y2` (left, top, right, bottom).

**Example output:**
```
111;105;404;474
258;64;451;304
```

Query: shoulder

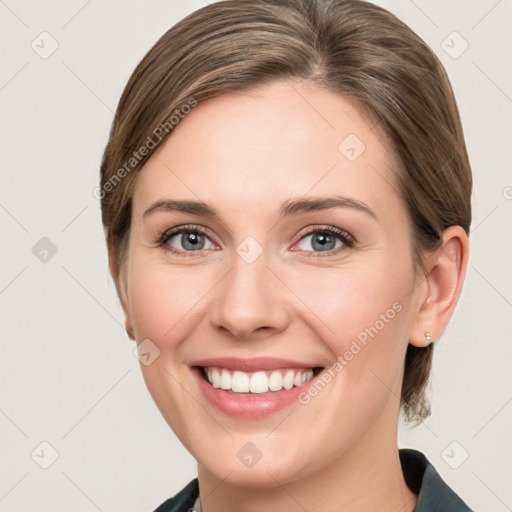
399;448;474;511
153;478;199;512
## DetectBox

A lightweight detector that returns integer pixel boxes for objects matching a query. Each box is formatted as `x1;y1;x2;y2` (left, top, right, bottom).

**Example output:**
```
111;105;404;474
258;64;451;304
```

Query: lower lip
191;367;318;418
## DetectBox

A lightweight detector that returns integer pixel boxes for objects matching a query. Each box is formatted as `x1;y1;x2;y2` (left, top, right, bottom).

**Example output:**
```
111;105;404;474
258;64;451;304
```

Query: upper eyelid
161;224;215;240
294;224;353;240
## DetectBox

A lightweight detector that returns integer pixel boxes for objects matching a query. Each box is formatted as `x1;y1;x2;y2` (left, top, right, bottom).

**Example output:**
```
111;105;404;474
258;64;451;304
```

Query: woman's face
122;80;426;486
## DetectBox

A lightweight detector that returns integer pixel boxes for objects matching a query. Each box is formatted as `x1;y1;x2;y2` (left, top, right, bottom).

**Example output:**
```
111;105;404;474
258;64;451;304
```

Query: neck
196;408;417;512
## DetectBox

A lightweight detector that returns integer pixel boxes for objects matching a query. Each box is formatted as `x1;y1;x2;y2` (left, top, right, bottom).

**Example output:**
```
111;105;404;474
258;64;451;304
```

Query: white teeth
283;370;295;390
250;371;269;393
211;368;221;388
268;370;283;391
203;367;315;393
220;369;231;390
232;371;250;392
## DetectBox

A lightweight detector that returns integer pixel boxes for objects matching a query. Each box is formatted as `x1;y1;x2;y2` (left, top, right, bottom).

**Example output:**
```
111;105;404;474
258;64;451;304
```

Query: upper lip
189;357;322;372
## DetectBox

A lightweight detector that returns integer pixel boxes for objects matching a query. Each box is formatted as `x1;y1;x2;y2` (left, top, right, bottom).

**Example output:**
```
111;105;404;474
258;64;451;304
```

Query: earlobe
409;226;469;348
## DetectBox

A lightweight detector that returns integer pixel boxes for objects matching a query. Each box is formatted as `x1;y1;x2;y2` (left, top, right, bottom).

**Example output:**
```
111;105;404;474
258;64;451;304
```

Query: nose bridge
209;250;290;338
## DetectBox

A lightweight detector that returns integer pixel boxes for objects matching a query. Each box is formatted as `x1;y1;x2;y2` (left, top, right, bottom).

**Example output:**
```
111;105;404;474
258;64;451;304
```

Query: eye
159;225;216;255
293;226;354;255
157;224;353;257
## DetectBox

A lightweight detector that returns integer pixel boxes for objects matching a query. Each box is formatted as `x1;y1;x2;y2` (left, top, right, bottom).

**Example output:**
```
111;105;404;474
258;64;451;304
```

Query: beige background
0;0;511;510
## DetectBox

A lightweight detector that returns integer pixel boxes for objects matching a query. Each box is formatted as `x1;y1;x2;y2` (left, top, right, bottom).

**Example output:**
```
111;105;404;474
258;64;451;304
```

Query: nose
208;254;291;340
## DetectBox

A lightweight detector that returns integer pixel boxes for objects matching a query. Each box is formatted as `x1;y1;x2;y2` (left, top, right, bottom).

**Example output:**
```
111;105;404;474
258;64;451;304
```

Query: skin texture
110;80;468;512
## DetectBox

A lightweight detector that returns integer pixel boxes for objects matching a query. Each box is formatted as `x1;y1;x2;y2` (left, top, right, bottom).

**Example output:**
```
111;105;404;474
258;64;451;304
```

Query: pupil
313;233;335;251
182;233;204;250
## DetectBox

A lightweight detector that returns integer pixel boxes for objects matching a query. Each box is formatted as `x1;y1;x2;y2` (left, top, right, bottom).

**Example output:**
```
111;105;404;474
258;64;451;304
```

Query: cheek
285;255;415;415
127;262;213;342
125;262;216;442
287;258;413;348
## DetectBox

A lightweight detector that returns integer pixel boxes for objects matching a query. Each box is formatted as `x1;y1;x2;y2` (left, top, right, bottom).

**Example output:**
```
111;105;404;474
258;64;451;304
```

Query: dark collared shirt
154;449;473;511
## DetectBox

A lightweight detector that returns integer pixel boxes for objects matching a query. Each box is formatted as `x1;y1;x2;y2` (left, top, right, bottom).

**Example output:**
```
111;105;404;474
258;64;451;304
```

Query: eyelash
156;224;355;257
294;225;354;257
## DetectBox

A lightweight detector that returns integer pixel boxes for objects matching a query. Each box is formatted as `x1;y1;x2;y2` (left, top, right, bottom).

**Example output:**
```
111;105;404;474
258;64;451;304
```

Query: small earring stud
425;332;432;342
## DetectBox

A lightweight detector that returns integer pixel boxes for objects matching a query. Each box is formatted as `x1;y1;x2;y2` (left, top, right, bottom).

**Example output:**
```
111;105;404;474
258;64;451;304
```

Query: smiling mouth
196;366;323;394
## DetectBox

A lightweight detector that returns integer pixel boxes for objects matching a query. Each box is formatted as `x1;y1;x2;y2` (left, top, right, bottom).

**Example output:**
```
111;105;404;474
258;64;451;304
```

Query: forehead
132;80;401;222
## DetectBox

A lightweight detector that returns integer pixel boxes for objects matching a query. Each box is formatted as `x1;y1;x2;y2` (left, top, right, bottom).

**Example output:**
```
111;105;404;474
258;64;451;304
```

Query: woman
99;0;474;510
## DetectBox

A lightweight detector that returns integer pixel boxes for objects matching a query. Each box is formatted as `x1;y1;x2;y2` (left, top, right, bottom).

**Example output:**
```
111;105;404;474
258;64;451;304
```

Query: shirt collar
399;448;473;511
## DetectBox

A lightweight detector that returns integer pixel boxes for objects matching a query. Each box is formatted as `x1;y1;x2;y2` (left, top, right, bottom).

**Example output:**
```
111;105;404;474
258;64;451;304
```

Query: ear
409;226;469;347
107;236;135;341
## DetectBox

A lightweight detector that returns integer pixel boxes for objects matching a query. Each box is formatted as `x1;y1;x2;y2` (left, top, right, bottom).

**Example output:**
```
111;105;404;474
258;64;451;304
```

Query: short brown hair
100;0;472;422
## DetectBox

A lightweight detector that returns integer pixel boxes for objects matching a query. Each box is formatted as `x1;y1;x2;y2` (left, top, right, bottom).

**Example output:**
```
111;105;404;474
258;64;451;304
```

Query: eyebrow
280;196;377;220
142;195;377;221
143;199;219;219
